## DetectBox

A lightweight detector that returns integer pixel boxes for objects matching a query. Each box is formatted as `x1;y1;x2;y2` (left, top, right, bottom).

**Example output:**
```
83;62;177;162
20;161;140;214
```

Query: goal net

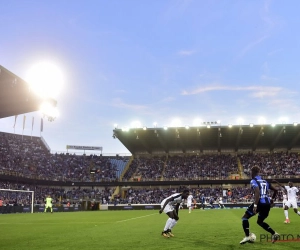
0;189;34;214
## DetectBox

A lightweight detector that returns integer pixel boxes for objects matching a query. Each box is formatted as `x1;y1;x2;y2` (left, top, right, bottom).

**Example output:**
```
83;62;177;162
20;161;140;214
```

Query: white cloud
178;50;196;56
260;75;278;81
267;48;283;56
238;35;269;58
249;89;279;98
181;84;282;98
261;0;274;28
160;96;175;103
111;98;148;111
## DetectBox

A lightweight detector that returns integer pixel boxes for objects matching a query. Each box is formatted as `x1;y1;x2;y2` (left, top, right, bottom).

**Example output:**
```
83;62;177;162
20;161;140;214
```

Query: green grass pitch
1;208;299;250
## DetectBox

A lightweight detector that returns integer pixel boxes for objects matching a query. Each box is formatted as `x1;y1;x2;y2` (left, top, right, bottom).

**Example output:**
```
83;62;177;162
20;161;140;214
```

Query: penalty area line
116;213;158;223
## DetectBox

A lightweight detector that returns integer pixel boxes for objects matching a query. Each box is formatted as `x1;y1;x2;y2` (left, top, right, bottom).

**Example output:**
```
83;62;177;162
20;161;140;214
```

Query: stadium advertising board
66;145;103;151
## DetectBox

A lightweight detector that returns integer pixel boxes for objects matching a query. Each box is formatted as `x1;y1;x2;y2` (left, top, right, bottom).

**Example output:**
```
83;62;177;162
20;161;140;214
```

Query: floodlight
143;126;147;130
249;123;254;127
131;121;142;128
26;61;64;99
170;119;181;127
237;118;244;125
228;124;232;128
207;125;211;128
122;127;129;132
293;122;298;126
258;117;266;125
193;118;203;126
279;117;288;124
39;101;59;121
185;125;190;129
163;126;168;130
271;123;276;127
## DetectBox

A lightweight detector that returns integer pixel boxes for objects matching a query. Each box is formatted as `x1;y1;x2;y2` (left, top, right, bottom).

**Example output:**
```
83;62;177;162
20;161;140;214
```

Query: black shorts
246;202;271;220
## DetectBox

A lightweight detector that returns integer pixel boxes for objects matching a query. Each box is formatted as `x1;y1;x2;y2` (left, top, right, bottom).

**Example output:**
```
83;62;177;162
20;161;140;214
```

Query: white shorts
187;202;192;208
285;200;298;209
161;203;174;214
283;199;287;207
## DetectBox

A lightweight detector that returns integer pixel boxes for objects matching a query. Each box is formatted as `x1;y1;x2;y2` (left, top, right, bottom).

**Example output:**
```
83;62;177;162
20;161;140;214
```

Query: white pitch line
116;212;157;223
0;222;109;225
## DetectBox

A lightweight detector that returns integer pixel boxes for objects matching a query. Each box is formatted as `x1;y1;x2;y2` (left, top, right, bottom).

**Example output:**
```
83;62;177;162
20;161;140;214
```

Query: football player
159;190;189;238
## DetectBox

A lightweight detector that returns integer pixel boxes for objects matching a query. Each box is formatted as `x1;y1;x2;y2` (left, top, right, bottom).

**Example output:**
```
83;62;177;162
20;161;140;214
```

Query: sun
26;61;64;99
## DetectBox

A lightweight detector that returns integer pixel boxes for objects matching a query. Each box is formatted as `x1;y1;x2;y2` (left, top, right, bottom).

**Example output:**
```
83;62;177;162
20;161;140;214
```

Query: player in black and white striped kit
159;190;189;238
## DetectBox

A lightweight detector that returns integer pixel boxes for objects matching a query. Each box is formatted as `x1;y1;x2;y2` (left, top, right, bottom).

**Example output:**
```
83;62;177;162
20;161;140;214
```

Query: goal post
0;189;34;214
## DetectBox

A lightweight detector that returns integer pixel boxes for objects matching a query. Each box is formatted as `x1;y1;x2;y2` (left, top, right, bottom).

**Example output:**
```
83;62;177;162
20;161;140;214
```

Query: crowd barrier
0;205;82;213
104;202;290;210
0;202;293;214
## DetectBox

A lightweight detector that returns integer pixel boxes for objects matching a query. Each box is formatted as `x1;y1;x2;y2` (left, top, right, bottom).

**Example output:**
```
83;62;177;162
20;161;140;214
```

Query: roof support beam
155;130;169;153
270;127;285;151
252;127;264;151
235;127;243;151
288;130;300;150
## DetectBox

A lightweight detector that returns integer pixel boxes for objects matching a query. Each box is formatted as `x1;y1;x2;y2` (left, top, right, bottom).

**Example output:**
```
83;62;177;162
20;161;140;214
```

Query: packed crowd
116;185;289;205
120;152;300;181
163;154;238;180
122;156;165;181
0;181;115;206
0;132;128;182
241;152;300;178
1;132;300;183
0;179;294;206
122;154;239;181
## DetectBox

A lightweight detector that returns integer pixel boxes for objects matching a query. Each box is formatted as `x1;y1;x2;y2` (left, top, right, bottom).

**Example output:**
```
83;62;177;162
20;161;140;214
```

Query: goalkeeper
44;195;53;213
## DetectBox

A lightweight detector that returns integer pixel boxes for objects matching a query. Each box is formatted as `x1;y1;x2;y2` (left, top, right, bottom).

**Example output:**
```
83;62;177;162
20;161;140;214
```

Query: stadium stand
1;65;300;212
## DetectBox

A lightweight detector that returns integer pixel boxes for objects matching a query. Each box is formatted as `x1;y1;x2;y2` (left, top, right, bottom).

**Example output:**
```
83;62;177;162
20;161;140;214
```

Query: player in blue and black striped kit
240;166;280;244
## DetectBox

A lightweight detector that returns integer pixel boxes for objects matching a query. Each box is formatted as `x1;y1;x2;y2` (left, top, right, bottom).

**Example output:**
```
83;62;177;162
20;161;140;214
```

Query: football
249;233;256;242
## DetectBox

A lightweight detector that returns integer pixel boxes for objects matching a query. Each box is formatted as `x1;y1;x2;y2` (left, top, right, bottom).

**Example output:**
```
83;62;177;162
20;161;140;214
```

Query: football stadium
1;65;300;250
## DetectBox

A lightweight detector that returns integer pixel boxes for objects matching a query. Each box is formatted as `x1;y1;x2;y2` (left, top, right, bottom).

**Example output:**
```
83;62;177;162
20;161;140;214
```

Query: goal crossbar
0;189;34;213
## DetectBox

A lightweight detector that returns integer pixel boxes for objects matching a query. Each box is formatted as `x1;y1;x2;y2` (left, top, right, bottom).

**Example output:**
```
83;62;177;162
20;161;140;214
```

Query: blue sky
1;0;300;154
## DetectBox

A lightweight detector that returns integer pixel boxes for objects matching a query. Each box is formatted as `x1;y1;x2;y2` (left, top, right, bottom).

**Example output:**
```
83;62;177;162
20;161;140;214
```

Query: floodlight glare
294;122;298;126
143;126;147;130
271;123;276;127
122;127;129;132
193;118;203;127
279;117;288;124
228;124;232;128
170;119;181;127
26;61;64;99
131;121;142;128
237;118;244;125
39;101;59;121
185;125;190;129
163;126;168;130
249;123;254;127
258;117;266;125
